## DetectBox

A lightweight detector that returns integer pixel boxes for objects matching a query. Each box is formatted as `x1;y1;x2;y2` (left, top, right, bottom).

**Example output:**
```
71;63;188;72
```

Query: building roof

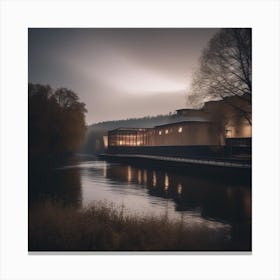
176;108;200;113
154;120;212;129
108;127;150;133
108;120;211;133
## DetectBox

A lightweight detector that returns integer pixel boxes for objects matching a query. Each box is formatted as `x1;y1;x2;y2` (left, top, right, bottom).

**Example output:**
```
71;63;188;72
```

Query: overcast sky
28;28;219;124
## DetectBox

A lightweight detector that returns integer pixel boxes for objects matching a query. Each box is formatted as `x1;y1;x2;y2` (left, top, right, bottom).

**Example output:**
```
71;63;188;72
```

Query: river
29;155;251;251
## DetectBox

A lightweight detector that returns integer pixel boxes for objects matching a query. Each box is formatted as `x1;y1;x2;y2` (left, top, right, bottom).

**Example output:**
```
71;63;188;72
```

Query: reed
29;200;232;251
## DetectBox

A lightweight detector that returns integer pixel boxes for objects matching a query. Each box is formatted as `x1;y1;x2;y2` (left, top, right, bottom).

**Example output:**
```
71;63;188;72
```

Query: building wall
202;95;252;139
108;122;223;148
225;122;252;138
154;122;222;146
107;145;225;158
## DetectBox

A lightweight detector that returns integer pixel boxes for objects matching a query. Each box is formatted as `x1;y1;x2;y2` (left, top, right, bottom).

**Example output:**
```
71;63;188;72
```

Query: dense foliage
29;83;87;158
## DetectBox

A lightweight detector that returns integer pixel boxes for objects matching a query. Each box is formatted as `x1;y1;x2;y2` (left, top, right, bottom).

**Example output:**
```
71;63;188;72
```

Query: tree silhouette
29;84;87;159
188;28;252;125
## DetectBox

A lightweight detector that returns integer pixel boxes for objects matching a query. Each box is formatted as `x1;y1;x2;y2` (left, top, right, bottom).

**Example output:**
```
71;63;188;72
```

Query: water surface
29;156;251;250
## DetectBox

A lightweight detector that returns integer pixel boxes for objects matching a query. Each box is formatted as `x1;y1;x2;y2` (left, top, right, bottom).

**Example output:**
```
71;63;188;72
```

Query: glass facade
108;128;150;147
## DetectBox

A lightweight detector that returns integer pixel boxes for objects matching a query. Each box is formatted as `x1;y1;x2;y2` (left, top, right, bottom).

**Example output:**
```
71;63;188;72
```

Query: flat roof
154;120;211;128
108;127;150;133
108;120;212;133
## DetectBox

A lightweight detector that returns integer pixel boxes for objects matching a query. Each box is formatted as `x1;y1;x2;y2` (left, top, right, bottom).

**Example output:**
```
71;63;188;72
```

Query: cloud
64;48;187;96
29;28;219;123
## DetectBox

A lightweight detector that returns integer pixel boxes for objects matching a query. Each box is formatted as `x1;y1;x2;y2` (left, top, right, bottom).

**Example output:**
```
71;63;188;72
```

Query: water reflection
84;160;251;225
164;173;169;191
29;158;251;250
137;170;142;184
152;171;157;187
29;160;82;208
143;170;148;184
103;162;107;177
177;184;182;195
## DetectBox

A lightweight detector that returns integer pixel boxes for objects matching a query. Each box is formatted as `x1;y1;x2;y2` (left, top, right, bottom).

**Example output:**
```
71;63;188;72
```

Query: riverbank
29;200;250;251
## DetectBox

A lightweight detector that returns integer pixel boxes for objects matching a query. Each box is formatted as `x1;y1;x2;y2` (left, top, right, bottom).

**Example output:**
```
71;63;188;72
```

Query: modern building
104;94;252;158
202;95;252;138
107;120;223;148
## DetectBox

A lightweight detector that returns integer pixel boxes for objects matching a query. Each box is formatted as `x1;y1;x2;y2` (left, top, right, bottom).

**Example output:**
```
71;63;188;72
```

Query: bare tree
188;28;252;125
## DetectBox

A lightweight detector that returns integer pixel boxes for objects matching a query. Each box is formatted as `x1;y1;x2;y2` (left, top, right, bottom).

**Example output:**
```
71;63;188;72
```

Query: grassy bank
29;200;233;251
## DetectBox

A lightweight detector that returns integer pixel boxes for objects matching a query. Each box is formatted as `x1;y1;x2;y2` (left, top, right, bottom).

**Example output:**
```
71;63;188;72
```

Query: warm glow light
103;136;108;148
241;124;252;137
137;170;142;184
165;129;168;134
159;131;162;135
143;170;147;184
152;171;157;187
177;184;182;195
178;127;183;133
127;166;132;182
164;173;169;190
119;141;123;145
225;129;232;138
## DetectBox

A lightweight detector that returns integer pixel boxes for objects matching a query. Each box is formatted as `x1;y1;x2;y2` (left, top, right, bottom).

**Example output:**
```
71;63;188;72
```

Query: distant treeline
29;83;87;160
81;114;180;154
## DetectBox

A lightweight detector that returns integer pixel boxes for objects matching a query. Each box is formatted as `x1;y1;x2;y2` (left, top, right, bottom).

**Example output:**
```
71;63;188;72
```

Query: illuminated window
165;129;168;134
178;127;183;133
225;129;232;137
159;130;162;135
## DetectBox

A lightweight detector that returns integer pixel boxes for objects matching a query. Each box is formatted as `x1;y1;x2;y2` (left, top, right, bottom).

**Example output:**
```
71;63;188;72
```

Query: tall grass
29;200;232;251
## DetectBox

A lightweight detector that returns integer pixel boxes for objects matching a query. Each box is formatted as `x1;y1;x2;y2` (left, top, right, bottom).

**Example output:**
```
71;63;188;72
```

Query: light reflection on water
61;160;249;231
31;158;251;246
